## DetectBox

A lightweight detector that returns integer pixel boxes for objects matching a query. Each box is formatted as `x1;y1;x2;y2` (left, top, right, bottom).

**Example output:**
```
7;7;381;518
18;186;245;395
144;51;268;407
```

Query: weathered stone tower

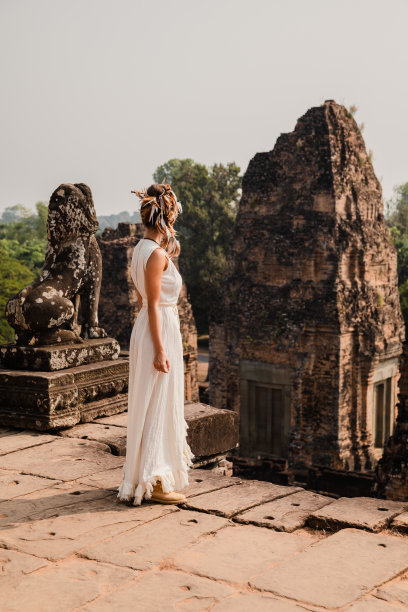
98;223;200;402
209;100;405;486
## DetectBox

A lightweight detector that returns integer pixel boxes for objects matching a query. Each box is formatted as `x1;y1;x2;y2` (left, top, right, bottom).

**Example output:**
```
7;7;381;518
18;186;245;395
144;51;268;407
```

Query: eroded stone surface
0;484;114;528
0;469;61;500
346;599;403;611
173;523;317;583
58;422;126;455
374;571;408;606
0;430;56;455
182;479;303;517
184;402;239;458
212;593;312;612
0;557;135;612
307;496;407;532
234;489;333;532
0;338;120;372
81;508;229;570
77;466;125;490
0;495;177;561
0;438;124;481
0;359;129;431
82;569;235;612
391;512;408;533
182;468;242;498
251;528;408;608
93;413;127;427
0;548;50;582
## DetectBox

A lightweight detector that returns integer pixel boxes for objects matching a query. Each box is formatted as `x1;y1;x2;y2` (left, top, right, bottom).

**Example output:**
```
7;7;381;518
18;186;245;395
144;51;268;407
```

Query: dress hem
117;439;195;506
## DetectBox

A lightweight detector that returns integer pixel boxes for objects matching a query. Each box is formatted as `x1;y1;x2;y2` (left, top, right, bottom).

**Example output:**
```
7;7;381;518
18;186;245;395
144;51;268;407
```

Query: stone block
81;508;229;570
77;466;125;490
58;422;126;455
0;494;176;561
251;528;408;608
0;548;50;583
0;483;114;527
0;358;128;430
391;512;408;533
0;557;135;612
0;338;120;371
307;496;408;532
234;489;333;532
0;430;56;455
0;469;61;500
93;412;127;427
374;572;408;607
211;593;311;612
184;401;239;457
182;479;303;517
80;569;234;612
172;523;316;583
346;600;402;611
183;468;242;498
0;437;124;481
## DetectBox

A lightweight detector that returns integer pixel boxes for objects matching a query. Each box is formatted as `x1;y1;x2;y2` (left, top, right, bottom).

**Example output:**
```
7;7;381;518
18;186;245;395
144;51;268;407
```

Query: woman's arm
145;250;170;373
136;287;143;309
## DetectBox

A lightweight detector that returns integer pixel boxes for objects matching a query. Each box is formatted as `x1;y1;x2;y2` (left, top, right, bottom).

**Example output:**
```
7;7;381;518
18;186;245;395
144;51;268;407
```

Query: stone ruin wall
209;100;405;476
375;341;408;500
98;223;199;402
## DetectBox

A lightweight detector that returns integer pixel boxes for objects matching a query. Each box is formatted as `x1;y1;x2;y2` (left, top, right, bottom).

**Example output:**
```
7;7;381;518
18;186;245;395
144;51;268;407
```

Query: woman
117;181;194;505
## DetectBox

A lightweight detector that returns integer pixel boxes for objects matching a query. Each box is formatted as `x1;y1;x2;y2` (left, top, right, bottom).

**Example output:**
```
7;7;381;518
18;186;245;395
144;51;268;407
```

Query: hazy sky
1;0;407;216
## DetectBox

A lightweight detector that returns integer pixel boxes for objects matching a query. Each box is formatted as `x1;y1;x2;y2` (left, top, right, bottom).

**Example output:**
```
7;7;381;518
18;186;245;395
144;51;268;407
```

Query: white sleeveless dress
117;237;195;505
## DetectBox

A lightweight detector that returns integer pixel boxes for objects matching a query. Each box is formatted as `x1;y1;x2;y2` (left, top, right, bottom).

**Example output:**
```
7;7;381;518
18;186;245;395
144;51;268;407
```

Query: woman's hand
153;348;170;373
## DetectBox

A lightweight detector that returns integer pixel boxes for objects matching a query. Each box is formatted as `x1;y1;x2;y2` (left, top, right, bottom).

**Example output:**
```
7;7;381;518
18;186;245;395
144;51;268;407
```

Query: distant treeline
97;210;141;233
385;182;408;330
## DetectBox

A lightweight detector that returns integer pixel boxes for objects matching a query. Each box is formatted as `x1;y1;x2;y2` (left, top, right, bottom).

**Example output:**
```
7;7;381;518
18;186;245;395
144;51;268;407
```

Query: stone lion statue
6;183;107;346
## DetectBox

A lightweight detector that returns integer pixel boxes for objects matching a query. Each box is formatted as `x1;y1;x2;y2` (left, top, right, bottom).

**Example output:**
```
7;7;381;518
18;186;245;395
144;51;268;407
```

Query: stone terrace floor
1;416;408;611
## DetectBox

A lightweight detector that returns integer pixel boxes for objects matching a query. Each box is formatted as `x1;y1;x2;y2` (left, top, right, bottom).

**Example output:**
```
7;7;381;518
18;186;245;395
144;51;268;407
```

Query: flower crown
131;180;182;237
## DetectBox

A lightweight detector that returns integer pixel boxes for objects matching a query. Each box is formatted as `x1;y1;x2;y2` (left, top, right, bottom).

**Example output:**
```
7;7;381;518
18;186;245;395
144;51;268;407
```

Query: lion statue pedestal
0;183;129;430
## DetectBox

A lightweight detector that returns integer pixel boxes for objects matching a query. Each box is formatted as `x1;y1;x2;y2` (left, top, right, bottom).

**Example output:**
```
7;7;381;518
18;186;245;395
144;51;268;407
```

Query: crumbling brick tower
209;100;405;483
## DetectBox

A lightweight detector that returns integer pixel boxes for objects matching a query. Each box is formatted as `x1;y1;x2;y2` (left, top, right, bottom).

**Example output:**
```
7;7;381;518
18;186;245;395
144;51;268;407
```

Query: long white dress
117;237;195;505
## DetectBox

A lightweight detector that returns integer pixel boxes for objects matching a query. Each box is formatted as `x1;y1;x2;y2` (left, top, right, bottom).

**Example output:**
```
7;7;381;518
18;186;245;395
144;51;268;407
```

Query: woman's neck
143;229;163;245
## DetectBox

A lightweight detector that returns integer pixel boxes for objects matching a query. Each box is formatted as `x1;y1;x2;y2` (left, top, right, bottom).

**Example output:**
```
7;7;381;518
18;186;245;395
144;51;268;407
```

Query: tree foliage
0;202;48;274
386;182;408;329
153;159;242;334
0;203;48;343
0;246;35;343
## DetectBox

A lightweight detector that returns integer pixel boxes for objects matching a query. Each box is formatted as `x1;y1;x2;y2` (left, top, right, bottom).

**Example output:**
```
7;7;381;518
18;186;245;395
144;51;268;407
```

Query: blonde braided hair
131;180;183;258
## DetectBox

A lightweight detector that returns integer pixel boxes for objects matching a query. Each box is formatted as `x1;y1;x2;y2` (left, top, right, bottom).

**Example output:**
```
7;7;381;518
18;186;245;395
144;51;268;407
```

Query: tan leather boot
151;480;186;504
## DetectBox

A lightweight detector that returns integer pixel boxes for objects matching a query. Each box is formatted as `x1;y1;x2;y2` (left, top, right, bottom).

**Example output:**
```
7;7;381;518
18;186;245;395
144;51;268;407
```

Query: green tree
0;202;47;274
153;159;242;334
0;202;48;342
386;182;408;328
0;246;34;343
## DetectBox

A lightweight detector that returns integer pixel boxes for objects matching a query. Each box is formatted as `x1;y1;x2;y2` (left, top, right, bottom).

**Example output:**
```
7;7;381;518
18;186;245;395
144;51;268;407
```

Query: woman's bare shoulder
146;247;169;271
